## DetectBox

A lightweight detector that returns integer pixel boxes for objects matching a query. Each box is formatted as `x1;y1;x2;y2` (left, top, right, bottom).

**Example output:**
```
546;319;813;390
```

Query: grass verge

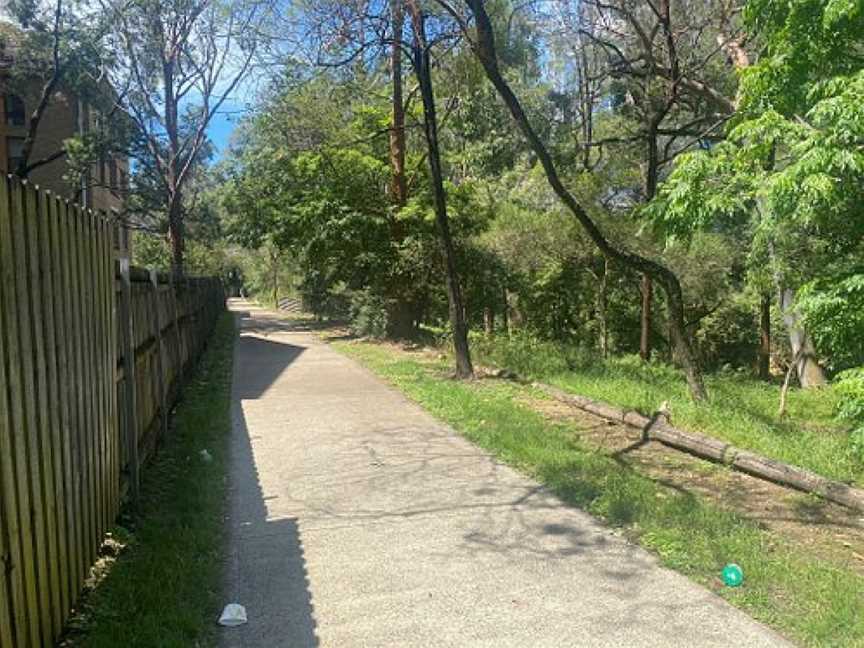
335;340;864;647
68;312;236;648
470;334;860;485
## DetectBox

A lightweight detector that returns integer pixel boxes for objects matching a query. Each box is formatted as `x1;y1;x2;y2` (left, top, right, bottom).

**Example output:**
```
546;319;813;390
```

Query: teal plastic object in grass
722;563;744;587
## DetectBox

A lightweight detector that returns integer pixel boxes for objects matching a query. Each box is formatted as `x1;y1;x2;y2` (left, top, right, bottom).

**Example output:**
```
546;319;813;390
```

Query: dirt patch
518;391;864;575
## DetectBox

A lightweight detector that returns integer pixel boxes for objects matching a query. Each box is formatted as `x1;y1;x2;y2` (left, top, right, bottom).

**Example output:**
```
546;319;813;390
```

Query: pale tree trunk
640;274;653;361
502;285;510;335
271;248;280;306
484;306;494;335
597;258;609;358
407;1;473;378
759;294;771;380
779;288;827;388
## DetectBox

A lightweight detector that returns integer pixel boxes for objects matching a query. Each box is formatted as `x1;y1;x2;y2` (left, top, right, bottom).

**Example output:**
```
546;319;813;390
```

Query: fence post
149;269;168;443
118;258;139;502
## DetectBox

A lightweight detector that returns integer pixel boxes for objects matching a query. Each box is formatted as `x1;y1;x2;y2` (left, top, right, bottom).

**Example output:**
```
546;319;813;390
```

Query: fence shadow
233;307;308;400
221;315;318;647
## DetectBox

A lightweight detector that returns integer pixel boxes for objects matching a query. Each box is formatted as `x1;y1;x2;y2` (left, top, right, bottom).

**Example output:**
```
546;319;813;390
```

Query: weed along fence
0;175;225;648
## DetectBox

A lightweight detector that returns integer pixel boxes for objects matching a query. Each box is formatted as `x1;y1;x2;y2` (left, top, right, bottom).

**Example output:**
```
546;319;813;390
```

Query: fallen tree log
535;382;864;512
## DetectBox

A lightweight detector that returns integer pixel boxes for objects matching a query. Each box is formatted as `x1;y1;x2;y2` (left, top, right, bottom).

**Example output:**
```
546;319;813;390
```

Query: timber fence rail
0;175;225;648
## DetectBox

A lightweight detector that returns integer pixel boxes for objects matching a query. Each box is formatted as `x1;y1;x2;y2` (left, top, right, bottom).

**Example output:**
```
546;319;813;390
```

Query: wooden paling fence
0;175;225;647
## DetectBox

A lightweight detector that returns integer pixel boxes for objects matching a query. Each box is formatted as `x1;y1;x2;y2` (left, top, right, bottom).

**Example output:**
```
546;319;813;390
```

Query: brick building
0;24;131;253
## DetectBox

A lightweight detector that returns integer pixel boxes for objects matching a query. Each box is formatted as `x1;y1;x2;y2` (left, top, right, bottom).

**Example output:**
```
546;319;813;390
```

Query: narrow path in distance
220;300;788;647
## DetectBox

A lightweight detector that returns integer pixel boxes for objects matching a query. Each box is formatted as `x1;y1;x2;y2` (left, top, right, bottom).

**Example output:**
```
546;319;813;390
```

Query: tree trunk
759;293;771;380
640;274;653;362
502;285;510;335
386;300;417;339
389;0;408;208
168;196;184;279
484;306;494;335
464;0;706;400
596;258;609;357
271;250;279;306
407;2;473;378
779;288;827;388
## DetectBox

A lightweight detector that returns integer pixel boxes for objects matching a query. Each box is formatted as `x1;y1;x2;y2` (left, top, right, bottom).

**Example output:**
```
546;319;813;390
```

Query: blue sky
209;100;249;159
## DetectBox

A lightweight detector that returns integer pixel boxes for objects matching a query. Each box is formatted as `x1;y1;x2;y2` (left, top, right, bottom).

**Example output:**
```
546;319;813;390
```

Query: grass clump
335;340;864;647
68;313;236;647
471;332;861;485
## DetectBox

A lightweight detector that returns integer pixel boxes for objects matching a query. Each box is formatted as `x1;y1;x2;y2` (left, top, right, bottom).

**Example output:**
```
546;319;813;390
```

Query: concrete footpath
220;300;788;647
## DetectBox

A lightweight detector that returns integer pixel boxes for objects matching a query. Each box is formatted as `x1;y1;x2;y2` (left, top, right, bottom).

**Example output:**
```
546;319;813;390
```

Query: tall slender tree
406;0;473;377
104;0;264;277
459;0;707;400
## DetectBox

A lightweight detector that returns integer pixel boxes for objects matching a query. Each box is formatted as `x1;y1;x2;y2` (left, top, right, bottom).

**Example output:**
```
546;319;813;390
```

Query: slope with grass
470;334;860;486
334;340;864;647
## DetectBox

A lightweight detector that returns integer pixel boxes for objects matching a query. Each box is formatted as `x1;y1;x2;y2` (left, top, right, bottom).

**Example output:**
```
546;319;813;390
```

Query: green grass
470;334;861;486
335;340;864;647
69;313;236;648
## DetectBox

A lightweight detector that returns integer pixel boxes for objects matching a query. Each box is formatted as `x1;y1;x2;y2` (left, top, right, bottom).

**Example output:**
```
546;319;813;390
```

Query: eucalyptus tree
544;0;745;362
300;0;475;376
649;0;864;388
448;0;709;400
102;0;274;277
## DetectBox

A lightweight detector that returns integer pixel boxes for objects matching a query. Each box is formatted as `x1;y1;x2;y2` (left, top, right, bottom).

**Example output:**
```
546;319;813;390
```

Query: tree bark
779;288;827;388
596;258;609;357
463;0;706;400
407;1;473;378
759;293;771;380
389;0;408;208
538;382;864;512
168;195;184;279
484;306;494;335
502;285;510;335
640;274;653;362
271;248;280;306
386;300;417;339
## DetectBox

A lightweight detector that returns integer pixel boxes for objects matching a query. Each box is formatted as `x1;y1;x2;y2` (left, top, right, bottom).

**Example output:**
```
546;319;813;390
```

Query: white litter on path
218;603;248;627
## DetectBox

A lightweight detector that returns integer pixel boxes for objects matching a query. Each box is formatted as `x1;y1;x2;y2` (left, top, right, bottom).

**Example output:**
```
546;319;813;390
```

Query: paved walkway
220;301;788;647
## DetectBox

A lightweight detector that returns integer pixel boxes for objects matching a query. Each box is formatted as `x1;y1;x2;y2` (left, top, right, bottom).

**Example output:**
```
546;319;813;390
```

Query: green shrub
836;368;864;459
470;331;595;378
349;289;389;339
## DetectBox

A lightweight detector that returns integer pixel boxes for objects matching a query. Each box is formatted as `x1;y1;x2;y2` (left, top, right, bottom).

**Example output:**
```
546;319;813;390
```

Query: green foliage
835;368;864;460
741;0;864;116
799;272;864;372
694;297;760;370
349;289;389;339
471;330;595;377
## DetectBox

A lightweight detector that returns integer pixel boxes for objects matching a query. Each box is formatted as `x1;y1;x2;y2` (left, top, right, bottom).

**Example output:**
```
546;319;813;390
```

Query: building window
109;158;118;190
4;95;25;127
6;136;25;171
